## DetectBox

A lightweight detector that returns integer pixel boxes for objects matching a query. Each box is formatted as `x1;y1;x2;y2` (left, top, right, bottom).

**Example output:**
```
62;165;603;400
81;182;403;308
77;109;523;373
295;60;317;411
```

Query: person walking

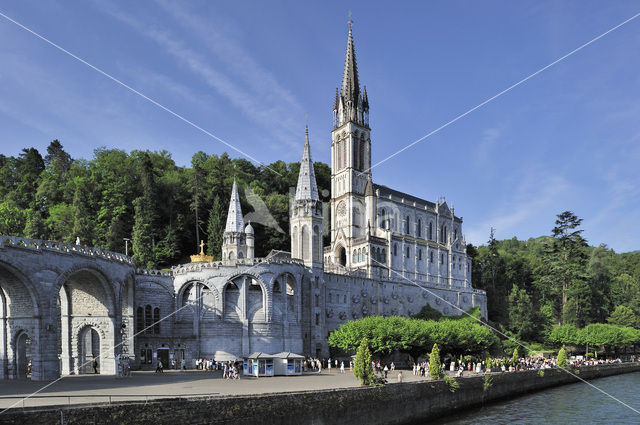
93;358;98;374
397;371;403;383
383;364;388;379
155;360;164;373
340;361;345;374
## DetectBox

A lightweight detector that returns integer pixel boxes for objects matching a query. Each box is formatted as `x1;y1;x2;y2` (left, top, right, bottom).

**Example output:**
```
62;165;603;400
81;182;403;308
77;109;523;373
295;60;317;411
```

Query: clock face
337;201;347;218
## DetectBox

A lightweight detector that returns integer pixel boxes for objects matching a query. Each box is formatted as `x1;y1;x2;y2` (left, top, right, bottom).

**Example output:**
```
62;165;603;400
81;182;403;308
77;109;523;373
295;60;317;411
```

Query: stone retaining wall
1;363;638;425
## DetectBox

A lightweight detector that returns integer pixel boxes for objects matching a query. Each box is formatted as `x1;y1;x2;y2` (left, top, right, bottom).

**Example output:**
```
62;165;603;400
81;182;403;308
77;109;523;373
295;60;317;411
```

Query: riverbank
0;362;638;425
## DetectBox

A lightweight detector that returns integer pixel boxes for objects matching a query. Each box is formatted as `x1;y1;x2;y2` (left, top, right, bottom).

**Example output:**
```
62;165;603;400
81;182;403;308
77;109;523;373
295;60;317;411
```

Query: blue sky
1;1;639;252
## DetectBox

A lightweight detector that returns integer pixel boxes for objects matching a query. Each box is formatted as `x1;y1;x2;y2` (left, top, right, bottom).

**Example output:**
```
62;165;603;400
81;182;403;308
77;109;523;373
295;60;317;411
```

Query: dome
245;223;254;235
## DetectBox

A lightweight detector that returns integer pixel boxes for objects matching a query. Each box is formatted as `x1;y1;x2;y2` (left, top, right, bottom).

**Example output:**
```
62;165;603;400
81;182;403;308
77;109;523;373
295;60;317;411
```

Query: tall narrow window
315;294;319;307
360;136;366;171
430;251;434;263
136;306;144;334
405;216;410;234
429;222;433;240
418;249;422;261
418;219;422;237
393;244;397;256
153;307;160;334
406;247;410;258
144;305;152;334
353;138;359;170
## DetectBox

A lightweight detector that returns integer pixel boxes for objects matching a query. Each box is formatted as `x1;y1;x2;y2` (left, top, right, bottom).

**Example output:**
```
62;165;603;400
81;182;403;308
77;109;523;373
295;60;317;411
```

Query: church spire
295;125;319;201
224;179;244;233
341;19;360;105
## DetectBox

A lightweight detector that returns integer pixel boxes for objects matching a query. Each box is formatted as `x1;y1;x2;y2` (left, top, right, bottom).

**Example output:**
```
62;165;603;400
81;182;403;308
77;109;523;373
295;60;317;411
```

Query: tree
413;303;443;321
557;346;567;368
132;153;159;268
206;196;225;260
353;338;374;386
607;305;638;329
429;343;442;379
0;201;27;236
511;347;519;368
508;284;540;341
71;179;94;244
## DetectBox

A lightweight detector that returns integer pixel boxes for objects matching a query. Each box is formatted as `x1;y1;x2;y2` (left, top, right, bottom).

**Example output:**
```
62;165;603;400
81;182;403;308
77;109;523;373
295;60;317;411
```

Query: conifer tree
206;196;225;260
557;345;568;368
132;154;158;268
71;180;93;244
429;343;442;379
353;338;374;386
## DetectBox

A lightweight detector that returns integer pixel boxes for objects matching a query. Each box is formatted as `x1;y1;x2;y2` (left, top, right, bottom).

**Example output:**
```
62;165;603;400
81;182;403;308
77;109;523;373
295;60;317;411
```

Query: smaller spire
224;179;244;233
365;174;374;197
333;88;339;111
295;126;319;201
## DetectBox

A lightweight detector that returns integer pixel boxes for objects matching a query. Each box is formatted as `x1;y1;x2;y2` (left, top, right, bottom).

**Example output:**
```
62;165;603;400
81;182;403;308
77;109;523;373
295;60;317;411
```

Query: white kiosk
244;352;275;377
273;352;304;376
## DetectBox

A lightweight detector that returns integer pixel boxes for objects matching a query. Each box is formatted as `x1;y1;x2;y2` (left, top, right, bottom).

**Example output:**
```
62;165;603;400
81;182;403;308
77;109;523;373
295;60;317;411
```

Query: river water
434;371;640;424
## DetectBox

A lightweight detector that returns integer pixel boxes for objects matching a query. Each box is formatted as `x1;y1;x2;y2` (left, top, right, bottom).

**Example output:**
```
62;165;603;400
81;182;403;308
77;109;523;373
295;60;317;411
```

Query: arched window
353;249;357;263
358;248;362;262
382;249;386;260
393;244;397;256
379;209;385;229
454;229;458;241
405;216;410;234
136;306;144;334
394;213;398;231
406;247;410;258
229;251;234;260
144;305;152;334
430;251;434;263
353;138;359;170
418;219;422;237
315;294;319;307
337;141;342;169
153;307;160;334
429;222;433;240
441;254;444;264
418;249;422;261
273;280;281;293
343;294;347;303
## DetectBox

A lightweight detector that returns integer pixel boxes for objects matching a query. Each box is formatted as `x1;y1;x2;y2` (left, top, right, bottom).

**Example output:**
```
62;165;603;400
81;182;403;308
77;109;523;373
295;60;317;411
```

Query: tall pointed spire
295;125;319;201
341;19;360;104
224;179;244;232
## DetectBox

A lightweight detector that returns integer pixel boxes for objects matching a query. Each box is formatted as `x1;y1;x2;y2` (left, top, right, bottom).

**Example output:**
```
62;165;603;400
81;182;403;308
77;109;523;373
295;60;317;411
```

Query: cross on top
199;240;205;255
348;11;353;29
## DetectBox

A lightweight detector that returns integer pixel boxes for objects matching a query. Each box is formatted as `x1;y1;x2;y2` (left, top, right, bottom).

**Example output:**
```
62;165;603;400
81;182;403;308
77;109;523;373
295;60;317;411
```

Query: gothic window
358;248;362;262
144;305;152;334
430;251;434;263
315;294;319;307
406;247;410;258
315;313;320;326
441;254;444;264
394;213;398;231
229;251;234;260
343;294;347;303
343;142;347;170
353;138;359;170
382;249;386;260
454;229;458;241
419;249;422;261
337;141;342;169
153;307;160;334
393;244;397;256
353;249;357;263
429;222;433;240
405;216;410;234
418;219;422;237
136;306;144;334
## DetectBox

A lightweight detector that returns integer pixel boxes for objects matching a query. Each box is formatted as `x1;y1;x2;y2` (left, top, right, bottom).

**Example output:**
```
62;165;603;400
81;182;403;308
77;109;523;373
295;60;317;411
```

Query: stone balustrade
0;235;134;265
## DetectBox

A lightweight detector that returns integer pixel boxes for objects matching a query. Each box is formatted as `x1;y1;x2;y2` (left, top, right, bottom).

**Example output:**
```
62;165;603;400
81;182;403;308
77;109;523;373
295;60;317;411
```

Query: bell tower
330;19;371;258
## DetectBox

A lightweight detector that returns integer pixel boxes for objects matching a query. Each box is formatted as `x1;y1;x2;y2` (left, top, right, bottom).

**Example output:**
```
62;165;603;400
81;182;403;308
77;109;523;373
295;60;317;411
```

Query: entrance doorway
79;327;100;374
15;332;32;379
336;246;346;267
156;348;169;369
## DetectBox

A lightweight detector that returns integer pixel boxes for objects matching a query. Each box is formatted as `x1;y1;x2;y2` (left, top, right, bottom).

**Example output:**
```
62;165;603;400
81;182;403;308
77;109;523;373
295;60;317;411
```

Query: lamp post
123;238;130;257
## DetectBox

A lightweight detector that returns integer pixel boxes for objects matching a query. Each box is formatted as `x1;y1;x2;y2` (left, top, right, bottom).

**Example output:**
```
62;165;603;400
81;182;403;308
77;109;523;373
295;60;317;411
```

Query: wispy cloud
475;127;502;163
465;171;571;245
99;2;304;155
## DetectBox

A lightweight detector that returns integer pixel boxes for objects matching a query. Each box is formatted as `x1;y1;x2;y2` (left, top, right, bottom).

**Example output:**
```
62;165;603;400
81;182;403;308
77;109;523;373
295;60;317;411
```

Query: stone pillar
241;277;249;356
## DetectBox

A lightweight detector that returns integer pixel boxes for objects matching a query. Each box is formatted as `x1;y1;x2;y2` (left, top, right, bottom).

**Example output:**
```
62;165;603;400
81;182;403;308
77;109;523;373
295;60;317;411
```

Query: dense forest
0;140;330;267
1;141;638;343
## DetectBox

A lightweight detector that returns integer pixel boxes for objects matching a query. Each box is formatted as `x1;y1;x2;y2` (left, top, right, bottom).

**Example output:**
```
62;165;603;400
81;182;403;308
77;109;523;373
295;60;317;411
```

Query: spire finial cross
347;11;353;30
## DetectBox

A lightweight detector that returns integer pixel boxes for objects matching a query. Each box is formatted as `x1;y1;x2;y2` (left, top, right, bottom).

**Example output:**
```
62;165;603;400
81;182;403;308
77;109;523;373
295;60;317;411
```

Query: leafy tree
607;305;638;328
557;346;567;368
508;284;539;340
413;303;443;321
0;201;27;236
429;343;442;379
353;338;374;386
132;153;159;268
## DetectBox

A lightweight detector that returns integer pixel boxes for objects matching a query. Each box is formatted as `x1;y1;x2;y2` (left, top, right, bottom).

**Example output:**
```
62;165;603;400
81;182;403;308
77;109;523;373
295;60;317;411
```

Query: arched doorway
78;326;100;374
336;246;346;267
15;331;32;379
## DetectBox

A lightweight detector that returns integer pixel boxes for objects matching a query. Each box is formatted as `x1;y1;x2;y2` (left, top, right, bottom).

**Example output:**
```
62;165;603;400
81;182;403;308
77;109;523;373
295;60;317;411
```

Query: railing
136;268;173;277
0;235;134;265
172;257;305;275
0;393;220;410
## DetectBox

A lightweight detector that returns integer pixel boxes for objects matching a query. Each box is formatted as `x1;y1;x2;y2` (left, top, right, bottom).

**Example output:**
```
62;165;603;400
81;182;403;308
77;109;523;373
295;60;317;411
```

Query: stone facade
0;23;486;380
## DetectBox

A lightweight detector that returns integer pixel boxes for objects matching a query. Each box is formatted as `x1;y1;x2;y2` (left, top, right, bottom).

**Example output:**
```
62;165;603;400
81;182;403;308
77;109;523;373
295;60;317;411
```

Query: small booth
244;352;274;377
273;352;304;376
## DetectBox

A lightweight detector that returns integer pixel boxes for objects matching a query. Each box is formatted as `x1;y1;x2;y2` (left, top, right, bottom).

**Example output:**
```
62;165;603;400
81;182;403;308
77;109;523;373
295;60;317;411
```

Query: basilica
0;24;486;379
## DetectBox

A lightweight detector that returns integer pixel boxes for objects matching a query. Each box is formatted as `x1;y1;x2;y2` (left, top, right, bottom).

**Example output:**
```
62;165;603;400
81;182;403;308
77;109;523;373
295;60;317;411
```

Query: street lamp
123;238;130;257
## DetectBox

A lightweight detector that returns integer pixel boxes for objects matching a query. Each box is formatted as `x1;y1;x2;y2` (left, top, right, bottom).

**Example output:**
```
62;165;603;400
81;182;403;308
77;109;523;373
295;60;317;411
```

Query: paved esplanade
0;369;428;409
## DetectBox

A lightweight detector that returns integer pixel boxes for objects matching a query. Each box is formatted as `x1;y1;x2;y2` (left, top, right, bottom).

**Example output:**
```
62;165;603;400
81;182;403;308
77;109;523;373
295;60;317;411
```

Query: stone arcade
0;24;486;380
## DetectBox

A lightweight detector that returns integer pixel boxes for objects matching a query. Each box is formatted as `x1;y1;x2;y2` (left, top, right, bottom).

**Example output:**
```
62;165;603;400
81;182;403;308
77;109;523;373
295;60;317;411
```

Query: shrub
443;375;459;393
483;374;493;391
